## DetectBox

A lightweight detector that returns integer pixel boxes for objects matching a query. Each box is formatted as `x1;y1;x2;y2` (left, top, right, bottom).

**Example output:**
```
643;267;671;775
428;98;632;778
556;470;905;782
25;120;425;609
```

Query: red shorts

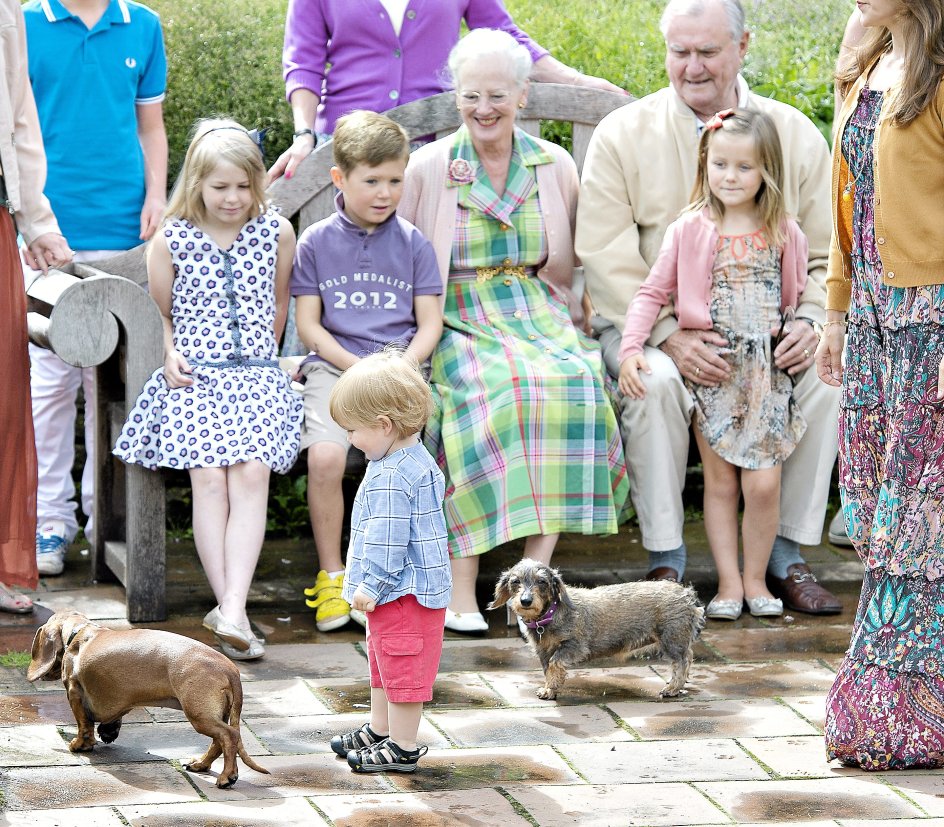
366;595;446;703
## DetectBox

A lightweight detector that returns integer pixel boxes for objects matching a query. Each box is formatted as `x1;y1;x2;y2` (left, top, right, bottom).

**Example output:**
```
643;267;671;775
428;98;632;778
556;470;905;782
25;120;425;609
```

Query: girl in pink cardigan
619;109;808;622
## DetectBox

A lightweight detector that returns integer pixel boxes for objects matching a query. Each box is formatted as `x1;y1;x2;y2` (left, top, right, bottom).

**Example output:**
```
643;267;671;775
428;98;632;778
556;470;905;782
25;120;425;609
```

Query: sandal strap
340;723;384;752
357;739;428;767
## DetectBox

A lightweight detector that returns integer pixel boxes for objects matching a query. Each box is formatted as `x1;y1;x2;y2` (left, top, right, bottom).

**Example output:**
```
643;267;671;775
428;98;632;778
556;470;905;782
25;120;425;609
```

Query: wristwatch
293;128;315;140
797;317;822;336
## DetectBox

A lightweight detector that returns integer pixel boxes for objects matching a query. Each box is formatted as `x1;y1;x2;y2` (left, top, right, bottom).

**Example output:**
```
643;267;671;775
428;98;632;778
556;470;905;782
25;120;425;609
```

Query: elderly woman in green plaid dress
399;28;628;634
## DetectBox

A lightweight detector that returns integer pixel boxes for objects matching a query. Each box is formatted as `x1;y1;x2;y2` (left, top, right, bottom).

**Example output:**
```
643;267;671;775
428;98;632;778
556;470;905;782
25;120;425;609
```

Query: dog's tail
228;682;271;775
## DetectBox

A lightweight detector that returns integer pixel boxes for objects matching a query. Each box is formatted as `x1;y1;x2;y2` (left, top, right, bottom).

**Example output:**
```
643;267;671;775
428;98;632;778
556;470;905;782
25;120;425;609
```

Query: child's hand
351;587;377;613
163;349;193;388
618;353;651;399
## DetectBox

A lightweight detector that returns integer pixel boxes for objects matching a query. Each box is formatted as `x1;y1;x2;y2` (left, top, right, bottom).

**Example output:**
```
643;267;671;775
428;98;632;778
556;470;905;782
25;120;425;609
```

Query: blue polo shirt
23;0;167;250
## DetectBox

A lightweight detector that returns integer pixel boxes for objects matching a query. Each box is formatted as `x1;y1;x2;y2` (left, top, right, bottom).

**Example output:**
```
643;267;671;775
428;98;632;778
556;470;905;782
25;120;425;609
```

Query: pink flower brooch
448;157;475;185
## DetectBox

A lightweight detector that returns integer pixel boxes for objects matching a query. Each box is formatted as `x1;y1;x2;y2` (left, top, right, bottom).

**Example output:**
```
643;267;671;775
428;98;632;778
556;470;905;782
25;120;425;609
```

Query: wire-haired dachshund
489;560;705;700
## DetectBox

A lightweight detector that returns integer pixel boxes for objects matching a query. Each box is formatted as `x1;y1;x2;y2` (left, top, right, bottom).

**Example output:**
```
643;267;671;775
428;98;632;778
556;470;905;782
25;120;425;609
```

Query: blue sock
768;536;802;579
648;545;686;579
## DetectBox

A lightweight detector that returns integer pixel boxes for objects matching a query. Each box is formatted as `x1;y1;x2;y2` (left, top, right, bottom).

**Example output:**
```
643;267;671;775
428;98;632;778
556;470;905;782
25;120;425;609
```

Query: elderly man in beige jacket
576;0;843;614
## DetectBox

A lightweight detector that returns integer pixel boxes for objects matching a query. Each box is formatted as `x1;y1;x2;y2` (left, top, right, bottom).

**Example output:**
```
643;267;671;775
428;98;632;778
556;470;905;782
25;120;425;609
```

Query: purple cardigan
282;0;548;134
619;208;809;362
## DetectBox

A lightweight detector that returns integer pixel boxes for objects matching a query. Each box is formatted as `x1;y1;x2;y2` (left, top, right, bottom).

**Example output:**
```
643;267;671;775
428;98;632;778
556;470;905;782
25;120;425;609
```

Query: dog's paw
68;734;96;752
658;685;688;699
97;721;121;743
215;771;238;789
185;757;211;773
536;686;558;700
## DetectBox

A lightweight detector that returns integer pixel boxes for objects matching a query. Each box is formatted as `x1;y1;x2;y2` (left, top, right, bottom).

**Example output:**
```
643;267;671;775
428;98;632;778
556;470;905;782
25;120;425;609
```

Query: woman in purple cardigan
268;0;623;182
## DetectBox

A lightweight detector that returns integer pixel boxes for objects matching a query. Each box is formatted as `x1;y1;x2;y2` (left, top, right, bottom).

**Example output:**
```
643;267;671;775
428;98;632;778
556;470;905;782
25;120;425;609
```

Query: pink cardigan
619;208;808;362
398;128;583;326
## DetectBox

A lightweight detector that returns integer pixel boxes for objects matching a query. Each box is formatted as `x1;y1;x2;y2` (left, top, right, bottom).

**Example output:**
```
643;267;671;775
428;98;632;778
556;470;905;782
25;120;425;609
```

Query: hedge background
147;0;851;183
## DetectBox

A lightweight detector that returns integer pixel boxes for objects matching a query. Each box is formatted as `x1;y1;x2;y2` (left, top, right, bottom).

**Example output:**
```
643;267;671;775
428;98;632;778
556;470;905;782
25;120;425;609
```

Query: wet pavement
2;520;941;826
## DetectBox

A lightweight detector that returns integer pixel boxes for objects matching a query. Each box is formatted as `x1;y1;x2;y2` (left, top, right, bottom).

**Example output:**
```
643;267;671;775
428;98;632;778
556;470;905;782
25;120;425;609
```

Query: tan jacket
826;65;944;311
0;0;60;244
576;80;831;344
399;128;583;326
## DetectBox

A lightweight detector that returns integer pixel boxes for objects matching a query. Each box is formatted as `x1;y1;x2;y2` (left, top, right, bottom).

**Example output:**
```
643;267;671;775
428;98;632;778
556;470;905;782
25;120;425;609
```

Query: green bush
150;0;849;180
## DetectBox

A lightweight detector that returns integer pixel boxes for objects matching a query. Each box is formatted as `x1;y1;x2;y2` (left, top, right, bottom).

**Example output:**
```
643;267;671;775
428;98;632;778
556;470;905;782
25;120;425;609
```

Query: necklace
841;87;883;203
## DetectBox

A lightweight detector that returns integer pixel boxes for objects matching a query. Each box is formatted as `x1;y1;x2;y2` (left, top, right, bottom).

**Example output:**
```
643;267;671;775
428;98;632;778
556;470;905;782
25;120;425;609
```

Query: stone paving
2;522;943;826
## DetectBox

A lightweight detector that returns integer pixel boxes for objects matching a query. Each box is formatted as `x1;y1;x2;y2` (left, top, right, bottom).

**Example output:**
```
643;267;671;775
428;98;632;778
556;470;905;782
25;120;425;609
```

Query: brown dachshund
27;610;268;788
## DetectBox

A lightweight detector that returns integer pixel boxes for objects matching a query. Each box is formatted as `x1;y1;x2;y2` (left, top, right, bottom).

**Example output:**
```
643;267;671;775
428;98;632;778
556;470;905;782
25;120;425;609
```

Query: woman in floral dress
817;0;944;770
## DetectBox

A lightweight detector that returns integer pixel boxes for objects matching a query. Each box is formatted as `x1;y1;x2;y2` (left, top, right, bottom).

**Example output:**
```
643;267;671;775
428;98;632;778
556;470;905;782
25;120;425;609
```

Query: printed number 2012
333;291;397;309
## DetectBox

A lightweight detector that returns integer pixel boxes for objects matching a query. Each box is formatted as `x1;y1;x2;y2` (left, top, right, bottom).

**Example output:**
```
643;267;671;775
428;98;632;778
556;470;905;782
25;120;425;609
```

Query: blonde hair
687;108;787;247
332;110;410;174
836;0;944;126
329;350;433;437
165;118;268;225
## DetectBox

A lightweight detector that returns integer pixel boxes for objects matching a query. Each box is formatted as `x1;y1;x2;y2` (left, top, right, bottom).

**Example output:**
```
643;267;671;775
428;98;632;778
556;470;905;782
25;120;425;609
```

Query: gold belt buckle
475;265;527;284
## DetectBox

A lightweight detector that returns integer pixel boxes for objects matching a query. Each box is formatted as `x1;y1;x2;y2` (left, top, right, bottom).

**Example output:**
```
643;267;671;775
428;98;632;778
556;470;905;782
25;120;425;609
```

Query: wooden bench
28;83;630;621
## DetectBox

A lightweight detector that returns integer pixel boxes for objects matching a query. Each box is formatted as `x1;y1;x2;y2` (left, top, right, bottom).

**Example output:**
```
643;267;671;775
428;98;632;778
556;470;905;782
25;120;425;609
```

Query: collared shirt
450;126;551;270
282;0;548;134
342;442;452;609
23;0;166;249
290;191;442;365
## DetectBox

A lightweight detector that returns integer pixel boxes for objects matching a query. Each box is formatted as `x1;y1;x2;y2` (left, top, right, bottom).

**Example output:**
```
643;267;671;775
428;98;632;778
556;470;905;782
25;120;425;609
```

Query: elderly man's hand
23;233;73;274
770;318;818;377
659;328;731;386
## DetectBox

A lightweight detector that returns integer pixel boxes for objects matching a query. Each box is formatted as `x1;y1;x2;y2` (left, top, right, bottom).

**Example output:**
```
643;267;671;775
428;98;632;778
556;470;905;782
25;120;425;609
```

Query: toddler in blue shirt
327;349;451;773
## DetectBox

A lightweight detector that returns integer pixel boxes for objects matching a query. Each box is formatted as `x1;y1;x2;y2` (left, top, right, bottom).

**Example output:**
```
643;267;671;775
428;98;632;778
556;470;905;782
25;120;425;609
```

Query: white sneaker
36;520;68;576
827;511;853;548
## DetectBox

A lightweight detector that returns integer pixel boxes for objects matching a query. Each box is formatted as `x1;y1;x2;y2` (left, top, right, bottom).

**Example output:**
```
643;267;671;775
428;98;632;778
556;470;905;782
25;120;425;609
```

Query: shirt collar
40;0;131;26
447;126;554;188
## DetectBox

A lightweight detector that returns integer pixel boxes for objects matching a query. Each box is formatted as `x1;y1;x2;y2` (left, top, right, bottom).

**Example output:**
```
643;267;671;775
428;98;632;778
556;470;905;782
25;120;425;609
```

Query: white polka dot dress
114;210;303;473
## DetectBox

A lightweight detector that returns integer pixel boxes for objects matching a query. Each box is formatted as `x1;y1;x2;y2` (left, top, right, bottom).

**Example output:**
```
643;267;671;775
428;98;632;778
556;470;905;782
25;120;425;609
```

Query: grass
0;651;31;669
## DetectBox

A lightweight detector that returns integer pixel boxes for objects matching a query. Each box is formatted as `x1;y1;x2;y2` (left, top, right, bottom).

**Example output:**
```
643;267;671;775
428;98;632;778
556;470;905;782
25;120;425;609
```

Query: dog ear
487;569;513;610
551;568;574;609
27;619;65;682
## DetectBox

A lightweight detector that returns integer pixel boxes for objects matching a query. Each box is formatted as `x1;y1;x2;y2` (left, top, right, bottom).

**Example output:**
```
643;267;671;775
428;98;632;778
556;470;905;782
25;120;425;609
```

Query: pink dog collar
524;600;558;634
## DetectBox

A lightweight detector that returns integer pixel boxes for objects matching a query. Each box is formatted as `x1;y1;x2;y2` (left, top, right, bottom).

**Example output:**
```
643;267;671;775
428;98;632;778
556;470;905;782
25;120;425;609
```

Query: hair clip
705;108;736;130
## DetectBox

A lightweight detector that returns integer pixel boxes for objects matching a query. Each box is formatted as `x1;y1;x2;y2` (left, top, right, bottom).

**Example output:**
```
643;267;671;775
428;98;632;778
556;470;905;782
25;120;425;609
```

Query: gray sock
768;536;803;579
648;545;686;579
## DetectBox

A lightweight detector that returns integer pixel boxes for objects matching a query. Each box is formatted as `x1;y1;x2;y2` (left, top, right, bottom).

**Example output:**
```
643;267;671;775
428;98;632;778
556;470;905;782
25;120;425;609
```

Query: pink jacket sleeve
619;220;681;363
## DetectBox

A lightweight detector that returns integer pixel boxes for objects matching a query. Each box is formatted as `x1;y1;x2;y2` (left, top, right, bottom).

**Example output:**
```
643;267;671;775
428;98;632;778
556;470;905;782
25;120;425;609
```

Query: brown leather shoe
767;564;842;615
645;566;680;583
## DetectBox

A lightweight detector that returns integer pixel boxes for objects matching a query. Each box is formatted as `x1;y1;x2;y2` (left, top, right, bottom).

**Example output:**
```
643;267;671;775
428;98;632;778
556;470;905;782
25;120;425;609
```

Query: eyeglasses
457;91;512;108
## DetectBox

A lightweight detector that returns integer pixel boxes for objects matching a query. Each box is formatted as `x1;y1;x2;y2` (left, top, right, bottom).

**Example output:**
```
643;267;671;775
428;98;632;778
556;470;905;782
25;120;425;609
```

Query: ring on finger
694;366;701;377
802;348;811;358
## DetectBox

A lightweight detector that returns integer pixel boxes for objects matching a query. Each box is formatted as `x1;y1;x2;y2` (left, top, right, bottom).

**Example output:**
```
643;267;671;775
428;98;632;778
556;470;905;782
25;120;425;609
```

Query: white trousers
27;250;123;540
595;318;840;551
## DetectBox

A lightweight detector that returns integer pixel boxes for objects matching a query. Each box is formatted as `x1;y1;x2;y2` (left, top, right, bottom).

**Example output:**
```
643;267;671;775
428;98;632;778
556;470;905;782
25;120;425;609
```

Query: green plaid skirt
425;272;629;558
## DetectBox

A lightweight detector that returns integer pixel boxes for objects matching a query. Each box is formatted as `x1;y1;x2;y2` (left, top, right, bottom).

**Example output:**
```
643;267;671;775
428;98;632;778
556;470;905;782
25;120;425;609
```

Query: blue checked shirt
342;443;452;609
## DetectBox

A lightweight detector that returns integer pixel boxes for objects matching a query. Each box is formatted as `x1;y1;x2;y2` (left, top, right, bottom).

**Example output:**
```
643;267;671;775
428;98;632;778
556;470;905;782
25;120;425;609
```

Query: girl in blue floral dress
114;120;302;660
818;0;944;769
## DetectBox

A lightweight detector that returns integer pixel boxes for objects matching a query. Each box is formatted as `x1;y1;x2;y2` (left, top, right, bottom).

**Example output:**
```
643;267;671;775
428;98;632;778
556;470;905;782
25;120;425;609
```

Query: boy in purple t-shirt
290;110;442;632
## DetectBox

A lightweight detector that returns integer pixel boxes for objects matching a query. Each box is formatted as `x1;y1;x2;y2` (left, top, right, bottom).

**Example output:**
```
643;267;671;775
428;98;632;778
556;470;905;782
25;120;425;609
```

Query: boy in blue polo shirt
23;0;167;576
290;110;443;633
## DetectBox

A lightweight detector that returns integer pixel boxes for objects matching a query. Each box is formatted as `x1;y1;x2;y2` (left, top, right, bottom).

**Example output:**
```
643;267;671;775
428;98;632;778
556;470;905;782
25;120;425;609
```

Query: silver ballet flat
706;597;742;621
745;596;783;617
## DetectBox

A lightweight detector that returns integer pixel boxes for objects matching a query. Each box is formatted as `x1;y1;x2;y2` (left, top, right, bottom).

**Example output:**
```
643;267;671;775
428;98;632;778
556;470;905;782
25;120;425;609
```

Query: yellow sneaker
304;570;351;631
